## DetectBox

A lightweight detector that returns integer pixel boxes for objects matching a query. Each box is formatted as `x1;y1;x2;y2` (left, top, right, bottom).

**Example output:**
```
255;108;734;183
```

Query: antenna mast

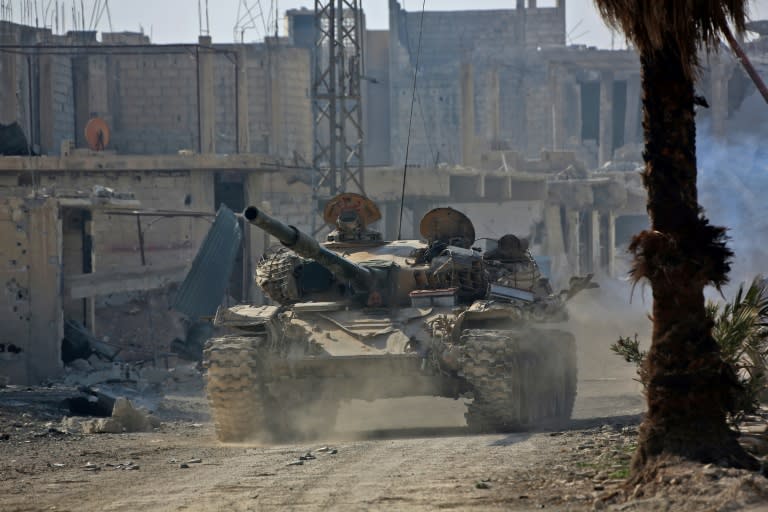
312;0;365;198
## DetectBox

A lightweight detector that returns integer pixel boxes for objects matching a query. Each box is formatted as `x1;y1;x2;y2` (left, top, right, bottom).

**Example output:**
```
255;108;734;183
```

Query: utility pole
312;0;365;198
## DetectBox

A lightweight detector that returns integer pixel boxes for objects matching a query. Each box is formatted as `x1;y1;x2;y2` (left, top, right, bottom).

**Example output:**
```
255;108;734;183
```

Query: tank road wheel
204;335;267;442
459;329;577;433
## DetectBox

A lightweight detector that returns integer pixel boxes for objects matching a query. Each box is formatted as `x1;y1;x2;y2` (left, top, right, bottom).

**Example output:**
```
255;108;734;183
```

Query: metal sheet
172;205;242;319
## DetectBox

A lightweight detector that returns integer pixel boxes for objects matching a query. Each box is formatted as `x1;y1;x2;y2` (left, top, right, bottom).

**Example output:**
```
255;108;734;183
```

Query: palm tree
591;1;760;478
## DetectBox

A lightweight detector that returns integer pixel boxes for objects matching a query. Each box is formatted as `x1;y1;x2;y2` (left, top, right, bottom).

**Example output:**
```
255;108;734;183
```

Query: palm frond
593;0;748;77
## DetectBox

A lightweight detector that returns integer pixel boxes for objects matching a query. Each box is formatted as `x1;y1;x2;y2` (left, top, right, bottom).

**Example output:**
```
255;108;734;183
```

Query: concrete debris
475;480;491;489
81;417;124;434
78;397;159;434
105;462;140;470
111;398;159;432
83;462;101;472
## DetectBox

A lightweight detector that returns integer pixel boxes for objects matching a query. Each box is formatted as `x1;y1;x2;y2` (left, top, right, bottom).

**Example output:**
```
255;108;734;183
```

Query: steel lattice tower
312;0;365;196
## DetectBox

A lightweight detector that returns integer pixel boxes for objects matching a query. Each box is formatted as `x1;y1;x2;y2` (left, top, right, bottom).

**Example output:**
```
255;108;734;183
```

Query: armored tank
204;193;594;442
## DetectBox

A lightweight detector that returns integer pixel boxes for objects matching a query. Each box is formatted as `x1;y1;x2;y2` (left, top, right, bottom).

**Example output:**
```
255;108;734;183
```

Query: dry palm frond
593;0;748;77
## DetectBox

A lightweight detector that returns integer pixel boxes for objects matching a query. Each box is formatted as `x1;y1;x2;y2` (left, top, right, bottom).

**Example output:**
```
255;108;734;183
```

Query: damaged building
0;3;766;384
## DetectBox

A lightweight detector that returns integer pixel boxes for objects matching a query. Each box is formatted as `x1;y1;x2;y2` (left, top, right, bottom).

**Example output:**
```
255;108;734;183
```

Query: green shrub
611;277;768;417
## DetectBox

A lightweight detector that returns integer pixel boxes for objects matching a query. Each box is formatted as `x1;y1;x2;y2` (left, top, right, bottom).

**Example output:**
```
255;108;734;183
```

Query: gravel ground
0;377;766;512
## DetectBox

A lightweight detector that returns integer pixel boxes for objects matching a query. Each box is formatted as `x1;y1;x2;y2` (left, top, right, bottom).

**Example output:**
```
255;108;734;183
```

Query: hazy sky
13;0;768;48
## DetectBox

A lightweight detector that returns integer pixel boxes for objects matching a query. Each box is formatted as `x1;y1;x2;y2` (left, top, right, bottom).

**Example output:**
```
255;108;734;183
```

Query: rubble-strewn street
1;375;766;512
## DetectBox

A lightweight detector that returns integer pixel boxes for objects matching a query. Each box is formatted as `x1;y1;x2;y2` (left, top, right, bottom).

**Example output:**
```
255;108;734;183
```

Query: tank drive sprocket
460;329;577;433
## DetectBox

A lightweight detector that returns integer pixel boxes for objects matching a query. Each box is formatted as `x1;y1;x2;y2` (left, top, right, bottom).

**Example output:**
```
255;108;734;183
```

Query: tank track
204;335;266;442
459;328;577;433
204;334;339;443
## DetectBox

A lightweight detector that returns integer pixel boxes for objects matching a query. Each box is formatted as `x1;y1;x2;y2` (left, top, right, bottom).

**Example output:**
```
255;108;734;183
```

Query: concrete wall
0;23;313;161
0;196;62;384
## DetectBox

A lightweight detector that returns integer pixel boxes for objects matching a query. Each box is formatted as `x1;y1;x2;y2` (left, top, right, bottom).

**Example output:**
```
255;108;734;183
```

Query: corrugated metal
172;205;242;319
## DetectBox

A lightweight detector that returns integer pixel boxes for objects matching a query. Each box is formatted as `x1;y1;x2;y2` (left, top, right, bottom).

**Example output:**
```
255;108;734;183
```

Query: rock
739;435;768;456
299;453;316;461
83;462;101;471
316;446;332;453
287;460;304;466
81;418;123;434
179;463;190;469
186;458;202;464
0;433;9;441
475;481;491;489
111;398;152;432
702;464;722;478
68;358;92;372
594;484;605;491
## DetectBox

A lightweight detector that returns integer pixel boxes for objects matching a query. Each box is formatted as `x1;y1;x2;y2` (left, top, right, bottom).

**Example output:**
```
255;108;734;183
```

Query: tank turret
244;206;376;292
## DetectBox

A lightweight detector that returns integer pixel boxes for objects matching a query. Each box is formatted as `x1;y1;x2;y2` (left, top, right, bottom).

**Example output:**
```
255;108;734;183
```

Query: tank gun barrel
244;206;373;290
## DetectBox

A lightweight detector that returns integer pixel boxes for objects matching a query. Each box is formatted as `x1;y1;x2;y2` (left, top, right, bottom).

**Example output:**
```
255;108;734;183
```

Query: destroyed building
0;2;766;384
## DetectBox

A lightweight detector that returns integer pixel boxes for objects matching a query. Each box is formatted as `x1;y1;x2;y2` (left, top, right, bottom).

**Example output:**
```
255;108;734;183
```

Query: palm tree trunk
630;43;758;477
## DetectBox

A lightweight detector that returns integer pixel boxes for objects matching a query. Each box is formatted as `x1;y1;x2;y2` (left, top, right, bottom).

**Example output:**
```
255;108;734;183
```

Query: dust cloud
566;277;649;400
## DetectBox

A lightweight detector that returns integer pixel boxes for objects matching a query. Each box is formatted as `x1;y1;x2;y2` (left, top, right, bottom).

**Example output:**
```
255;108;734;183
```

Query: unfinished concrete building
2;5;767;384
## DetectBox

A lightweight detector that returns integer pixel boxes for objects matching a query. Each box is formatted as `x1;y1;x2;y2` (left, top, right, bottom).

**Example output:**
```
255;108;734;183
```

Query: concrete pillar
486;68;500;147
565;209;580;276
598;70;614;166
623;73;641;146
460;62;475;166
550;64;566;150
236;47;251;154
197;36;216;154
710;53;729;139
27;199;64;384
543;205;566;284
0;27;18;125
589;209;600;274
606;211;616;277
38;55;55;153
72;56;89;148
516;0;527;46
73;54;110;149
267;44;283;158
528;0;537;7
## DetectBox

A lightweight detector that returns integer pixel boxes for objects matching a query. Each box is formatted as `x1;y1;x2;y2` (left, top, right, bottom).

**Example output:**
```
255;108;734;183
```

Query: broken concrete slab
81;417;124;434
111;397;157;432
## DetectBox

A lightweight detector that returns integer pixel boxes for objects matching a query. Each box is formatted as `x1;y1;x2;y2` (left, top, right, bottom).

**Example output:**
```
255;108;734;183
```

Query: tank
203;193;596;442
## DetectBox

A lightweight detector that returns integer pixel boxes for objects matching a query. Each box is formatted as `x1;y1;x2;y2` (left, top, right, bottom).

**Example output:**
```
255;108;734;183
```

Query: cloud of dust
697;91;768;296
566;277;651;383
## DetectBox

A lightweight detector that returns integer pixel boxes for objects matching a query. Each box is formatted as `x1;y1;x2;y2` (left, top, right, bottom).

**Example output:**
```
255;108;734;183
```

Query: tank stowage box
203;193;596;441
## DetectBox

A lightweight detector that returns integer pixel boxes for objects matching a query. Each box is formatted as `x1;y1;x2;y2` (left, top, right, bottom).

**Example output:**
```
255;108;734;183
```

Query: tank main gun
244;206;375;292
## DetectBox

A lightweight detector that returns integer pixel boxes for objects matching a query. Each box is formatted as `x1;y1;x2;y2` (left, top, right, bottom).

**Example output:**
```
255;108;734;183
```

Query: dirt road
0;378;648;512
2;361;765;511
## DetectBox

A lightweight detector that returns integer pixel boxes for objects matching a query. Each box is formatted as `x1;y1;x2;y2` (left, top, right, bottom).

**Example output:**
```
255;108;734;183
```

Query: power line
397;0;426;240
